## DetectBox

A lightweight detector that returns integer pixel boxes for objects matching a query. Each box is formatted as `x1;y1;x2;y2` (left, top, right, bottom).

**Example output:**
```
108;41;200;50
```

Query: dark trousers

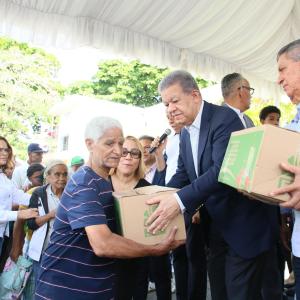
149;255;172;300
117;254;171;300
173;212;207;300
208;224;275;300
225;248;268;300
295;255;300;300
261;245;283;300
207;225;228;300
115;257;148;300
172;245;188;300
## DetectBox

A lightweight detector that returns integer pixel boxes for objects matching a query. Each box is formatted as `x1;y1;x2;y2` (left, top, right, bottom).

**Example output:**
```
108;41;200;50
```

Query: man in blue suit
146;70;279;300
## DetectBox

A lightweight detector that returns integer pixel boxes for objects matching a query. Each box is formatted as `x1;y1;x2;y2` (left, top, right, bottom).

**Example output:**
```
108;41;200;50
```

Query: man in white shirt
271;38;300;300
152;112;206;300
221;73;282;300
146;70;279;300
12;143;45;190
221;73;255;129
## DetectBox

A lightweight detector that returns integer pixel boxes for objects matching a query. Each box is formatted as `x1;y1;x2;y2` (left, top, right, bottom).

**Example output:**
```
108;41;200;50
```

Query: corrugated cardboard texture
113;185;186;245
219;125;300;203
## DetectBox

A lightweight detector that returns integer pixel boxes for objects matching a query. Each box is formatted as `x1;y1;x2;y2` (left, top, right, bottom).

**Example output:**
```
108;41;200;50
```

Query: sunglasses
122;148;141;159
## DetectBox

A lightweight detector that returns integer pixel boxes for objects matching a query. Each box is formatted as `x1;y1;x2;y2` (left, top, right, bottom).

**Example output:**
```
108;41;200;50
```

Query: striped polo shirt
35;166;116;300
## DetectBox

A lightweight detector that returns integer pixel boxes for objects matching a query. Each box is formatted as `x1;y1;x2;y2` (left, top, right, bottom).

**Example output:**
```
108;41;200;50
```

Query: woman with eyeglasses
0;136;38;260
110;135;152;299
27;159;68;287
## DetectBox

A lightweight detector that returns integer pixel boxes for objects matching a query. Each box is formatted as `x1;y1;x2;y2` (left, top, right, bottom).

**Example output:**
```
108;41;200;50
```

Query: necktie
243;115;253;128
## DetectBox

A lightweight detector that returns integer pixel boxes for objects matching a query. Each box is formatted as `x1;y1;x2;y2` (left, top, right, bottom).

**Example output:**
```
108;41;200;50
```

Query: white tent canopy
1;0;300;100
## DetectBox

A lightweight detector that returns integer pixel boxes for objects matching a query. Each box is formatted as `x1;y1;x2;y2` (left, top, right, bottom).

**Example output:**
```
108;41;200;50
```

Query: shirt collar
146;163;156;174
186;100;204;131
225;103;244;118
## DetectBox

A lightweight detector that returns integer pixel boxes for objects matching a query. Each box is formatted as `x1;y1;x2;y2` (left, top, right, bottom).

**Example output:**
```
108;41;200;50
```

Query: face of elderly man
277;52;300;104
161;83;201;127
87;127;124;172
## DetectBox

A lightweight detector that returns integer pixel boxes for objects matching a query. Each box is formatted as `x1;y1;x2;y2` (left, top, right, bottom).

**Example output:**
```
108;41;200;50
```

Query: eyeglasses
122;148;141;159
0;148;10;154
238;86;255;95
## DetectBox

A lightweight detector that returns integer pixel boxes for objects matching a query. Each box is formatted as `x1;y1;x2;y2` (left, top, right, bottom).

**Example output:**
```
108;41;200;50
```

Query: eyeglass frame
121;148;142;159
238;86;255;95
0;148;10;154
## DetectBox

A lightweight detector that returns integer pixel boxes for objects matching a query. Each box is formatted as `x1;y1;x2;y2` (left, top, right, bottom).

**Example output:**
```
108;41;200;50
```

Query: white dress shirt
0;172;30;237
185;101;204;177
175;101;204;212
12;162;30;189
165;133;180;184
145;164;157;184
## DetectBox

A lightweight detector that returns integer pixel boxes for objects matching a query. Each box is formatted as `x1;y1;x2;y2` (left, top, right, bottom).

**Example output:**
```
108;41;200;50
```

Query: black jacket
27;184;49;231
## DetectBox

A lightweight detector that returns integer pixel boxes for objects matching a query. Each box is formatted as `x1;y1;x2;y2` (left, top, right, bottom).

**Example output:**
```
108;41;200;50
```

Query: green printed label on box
218;131;264;191
144;204;165;237
277;154;300;187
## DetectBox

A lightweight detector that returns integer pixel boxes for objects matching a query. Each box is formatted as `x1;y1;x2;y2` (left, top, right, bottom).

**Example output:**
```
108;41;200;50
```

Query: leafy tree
67;60;212;107
0;37;62;159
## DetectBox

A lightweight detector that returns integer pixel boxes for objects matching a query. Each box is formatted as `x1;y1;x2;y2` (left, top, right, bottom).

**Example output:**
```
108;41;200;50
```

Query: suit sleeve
152;168;166;186
177;113;242;213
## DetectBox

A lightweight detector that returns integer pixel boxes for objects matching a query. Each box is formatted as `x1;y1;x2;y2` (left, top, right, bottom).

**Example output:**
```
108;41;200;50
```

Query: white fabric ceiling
1;0;300;100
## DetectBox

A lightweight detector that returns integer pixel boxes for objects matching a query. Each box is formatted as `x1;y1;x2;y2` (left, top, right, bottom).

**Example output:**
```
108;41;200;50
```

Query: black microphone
149;129;171;154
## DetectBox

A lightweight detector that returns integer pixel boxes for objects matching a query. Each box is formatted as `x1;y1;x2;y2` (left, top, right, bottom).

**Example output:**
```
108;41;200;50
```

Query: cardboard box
113;185;186;245
218;124;300;204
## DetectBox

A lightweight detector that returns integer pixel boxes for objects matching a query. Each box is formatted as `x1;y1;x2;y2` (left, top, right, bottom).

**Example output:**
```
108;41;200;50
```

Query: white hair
84;116;123;141
44;159;67;178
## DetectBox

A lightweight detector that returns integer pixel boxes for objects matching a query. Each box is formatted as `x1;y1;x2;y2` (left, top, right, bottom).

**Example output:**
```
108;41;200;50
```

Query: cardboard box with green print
218;124;300;204
113;185;186;245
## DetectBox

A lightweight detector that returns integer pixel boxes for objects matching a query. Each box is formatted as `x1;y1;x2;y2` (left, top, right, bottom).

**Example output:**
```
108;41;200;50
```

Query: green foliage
0;37;62;159
246;97;296;127
66;59;213;107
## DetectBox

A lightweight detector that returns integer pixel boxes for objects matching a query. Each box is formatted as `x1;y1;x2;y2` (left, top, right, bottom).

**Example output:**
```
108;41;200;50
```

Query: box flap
113;185;178;198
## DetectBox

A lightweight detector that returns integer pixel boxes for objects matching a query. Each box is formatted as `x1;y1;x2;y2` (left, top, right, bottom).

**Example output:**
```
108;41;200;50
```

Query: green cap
70;156;84;167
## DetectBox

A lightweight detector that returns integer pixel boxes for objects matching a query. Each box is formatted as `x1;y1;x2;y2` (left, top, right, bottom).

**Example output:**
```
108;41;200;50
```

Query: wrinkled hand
154;226;185;256
17;208;38;220
192;211;200;224
146;194;180;234
270;163;300;211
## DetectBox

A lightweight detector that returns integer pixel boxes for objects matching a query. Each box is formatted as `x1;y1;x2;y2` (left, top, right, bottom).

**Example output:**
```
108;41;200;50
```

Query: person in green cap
70;156;84;175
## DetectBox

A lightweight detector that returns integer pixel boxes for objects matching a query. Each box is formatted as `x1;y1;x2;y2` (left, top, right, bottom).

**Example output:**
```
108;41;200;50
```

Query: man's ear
85;138;94;152
191;89;202;103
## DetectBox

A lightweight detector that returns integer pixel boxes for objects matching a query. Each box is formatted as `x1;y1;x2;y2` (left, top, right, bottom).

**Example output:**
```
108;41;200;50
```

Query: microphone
149;129;171;154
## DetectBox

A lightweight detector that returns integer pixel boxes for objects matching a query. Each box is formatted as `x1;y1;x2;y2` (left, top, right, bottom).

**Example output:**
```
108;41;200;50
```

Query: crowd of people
0;39;300;300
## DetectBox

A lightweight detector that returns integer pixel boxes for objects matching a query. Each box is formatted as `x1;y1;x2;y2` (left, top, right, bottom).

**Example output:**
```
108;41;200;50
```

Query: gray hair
44;159;67;178
158;70;200;94
221;72;244;98
84;116;123;141
277;39;300;62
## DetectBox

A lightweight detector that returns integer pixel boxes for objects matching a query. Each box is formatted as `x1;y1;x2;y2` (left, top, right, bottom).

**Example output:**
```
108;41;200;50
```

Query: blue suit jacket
168;101;279;259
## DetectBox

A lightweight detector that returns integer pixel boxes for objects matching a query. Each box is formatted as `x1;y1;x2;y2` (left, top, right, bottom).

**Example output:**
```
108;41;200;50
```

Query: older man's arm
85;224;184;258
270;163;300;211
